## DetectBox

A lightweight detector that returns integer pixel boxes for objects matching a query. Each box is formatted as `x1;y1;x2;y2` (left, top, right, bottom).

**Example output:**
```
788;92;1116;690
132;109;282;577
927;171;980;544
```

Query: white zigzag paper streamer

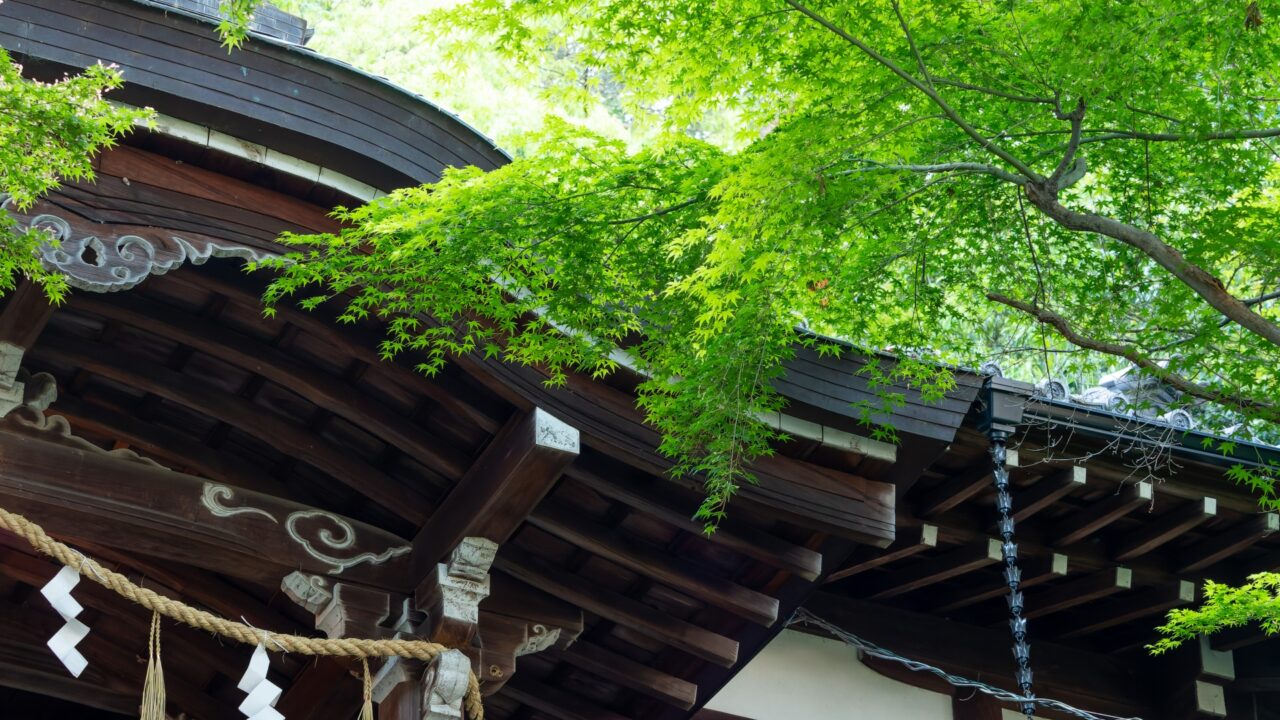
237;643;285;720
40;565;89;677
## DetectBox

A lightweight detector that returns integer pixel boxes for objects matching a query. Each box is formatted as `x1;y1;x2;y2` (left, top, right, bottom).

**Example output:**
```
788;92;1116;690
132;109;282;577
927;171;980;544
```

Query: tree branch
833;160;1027;185
783;0;1043;182
987;292;1277;418
1080;126;1280;145
931;77;1057;105
1048;98;1085;189
604;196;705;225
1022;184;1280;349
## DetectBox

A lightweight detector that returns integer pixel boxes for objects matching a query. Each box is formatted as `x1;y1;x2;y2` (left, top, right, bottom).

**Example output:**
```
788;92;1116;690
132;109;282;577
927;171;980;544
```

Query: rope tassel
360;659;374;720
140;611;166;720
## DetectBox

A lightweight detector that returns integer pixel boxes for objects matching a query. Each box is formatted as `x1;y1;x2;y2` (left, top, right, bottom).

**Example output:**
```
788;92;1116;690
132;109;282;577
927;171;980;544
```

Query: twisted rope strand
0;506;484;719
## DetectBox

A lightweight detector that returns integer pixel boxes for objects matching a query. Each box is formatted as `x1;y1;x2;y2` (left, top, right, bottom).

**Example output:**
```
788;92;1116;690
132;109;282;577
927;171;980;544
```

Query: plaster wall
705;630;1044;720
704;629;952;719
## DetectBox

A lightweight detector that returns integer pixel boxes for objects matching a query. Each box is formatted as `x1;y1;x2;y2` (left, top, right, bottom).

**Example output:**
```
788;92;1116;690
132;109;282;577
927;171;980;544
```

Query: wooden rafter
31;331;433;524
1114;497;1217;561
529;500;780;626
1052;482;1153;547
494;546;739;668
826;523;937;584
72;292;470;479
864;538;1003;600
930;553;1068;614
567;466;822;581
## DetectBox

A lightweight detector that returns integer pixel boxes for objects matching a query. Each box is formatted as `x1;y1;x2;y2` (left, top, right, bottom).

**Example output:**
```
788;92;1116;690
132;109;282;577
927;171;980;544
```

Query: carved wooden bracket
3;197;275;293
282;537;583;715
417;537;496;648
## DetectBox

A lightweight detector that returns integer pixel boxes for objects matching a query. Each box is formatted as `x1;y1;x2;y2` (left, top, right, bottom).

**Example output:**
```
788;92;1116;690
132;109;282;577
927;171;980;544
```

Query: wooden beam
1115;497;1217;561
1178;513;1280;574
1052;482;1152;547
72;293;470;480
0;280;54;350
801;592;1154;719
0;637;137;715
1021;567;1132;620
568;466;822;581
0;428;414;589
33;331;432;524
552;640;698;709
494;546;739;668
931;553;1068;614
503;675;631;720
528;500;779;626
51;392;290;497
1052;580;1196;640
864;538;1003;600
917;452;1017;519
1011;466;1086;522
412;407;578;578
826;523;937;583
167;269;503;434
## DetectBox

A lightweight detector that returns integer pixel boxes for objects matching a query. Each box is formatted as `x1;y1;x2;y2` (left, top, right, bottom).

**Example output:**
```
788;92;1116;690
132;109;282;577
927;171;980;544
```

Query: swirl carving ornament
200;482;410;574
3;197;275;293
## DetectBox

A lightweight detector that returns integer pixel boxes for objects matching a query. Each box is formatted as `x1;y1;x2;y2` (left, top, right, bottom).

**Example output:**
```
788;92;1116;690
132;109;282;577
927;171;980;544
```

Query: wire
786;608;1144;720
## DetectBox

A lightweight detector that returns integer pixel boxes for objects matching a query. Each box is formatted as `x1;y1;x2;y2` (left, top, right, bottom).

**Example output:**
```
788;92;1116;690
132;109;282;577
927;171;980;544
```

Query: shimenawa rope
0;506;484;719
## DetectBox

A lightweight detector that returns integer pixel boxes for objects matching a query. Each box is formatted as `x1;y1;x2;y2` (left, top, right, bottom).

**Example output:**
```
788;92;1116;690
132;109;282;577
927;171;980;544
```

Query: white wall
704;630;953;720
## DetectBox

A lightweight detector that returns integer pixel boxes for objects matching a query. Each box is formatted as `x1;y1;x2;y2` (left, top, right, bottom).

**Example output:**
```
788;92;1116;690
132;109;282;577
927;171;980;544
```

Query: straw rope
0;506;484;719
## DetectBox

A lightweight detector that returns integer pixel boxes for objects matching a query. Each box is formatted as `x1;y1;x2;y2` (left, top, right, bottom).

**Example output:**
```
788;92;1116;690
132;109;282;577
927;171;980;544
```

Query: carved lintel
3;197;277;294
422;650;471;720
315;583;393;640
418;538;496;647
280;572;333;615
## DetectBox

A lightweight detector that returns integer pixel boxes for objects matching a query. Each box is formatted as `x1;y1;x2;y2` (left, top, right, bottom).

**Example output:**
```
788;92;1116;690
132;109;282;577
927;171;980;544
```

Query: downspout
980;375;1035;719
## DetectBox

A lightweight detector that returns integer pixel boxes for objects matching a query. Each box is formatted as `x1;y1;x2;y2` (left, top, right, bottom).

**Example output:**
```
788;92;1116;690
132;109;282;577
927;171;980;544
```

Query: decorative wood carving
418;538;496;648
3;197;275;293
0;430;414;587
280;572;334;615
422;650;471;720
199;482;412;574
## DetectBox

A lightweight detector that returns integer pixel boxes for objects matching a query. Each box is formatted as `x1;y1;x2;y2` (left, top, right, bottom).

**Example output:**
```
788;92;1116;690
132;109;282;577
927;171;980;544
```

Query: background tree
267;0;1280;516
0;49;148;301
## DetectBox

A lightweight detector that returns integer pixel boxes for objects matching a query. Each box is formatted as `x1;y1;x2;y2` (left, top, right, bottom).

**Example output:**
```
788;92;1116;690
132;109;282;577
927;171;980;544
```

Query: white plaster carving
3;198;277;294
285;510;412;573
515;624;561;657
421;650;471;720
202;484;278;523
199;482;410;574
279;572;332;614
533;408;579;454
